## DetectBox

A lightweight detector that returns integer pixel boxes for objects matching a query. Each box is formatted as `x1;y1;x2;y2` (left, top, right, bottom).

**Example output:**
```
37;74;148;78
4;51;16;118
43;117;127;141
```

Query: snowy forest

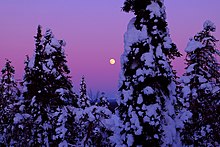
0;0;220;147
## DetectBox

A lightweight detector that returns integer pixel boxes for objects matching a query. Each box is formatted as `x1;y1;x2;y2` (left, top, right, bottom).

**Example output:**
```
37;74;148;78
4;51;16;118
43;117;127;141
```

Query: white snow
180;76;190;84
141;48;154;67
50;38;61;48
136;68;144;76
14;113;23;124
28;54;36;68
56;75;62;80
182;86;191;98
156;44;163;57
43;64;50;73
146;2;162;19
35;116;42;123
163;36;172;49
145;103;160;118
154;134;159;139
124;18;148;50
45;29;53;38
137;95;143;104
18;104;24;112
212;86;220;94
198;76;207;83
126;134;134;146
186;63;197;73
176;110;192;129
162;115;177;145
46;59;54;69
121;88;133;103
45;44;56;55
58;141;68;147
138;76;145;82
185;39;204;53
200;83;212;92
203;20;216;32
143;86;154;95
122;17;149;65
30;96;36;106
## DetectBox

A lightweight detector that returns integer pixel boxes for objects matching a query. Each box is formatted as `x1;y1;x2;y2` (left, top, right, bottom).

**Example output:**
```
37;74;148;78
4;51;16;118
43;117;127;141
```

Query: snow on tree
52;103;119;147
8;26;78;146
0;59;20;145
179;20;220;146
96;92;110;108
78;76;90;108
41;28;77;107
53;105;83;146
117;0;181;146
74;105;117;146
7;25;51;146
0;59;19;104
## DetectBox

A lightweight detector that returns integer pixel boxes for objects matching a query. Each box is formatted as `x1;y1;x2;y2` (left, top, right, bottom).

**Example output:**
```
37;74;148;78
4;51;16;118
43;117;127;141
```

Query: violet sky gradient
0;0;219;98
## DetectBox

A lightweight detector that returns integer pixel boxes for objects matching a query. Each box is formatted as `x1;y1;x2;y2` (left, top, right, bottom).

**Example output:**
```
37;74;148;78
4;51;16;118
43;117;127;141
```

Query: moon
110;58;116;65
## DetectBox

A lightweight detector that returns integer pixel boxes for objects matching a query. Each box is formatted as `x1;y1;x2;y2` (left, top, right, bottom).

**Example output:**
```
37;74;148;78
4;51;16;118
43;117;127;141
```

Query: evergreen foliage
96;92;110;108
75;105;116;146
118;0;181;146
78;76;90;108
7;26;78;146
0;59;19;145
0;3;219;147
179;20;220;146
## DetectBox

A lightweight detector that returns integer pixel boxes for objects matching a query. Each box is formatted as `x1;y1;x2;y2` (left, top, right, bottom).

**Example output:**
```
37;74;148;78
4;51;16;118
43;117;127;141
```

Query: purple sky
0;0;219;98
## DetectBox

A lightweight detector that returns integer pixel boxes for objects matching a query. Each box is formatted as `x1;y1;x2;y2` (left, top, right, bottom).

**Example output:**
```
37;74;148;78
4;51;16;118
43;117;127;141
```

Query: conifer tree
41;28;77;107
0;60;19;104
118;0;181;146
21;26;52;146
179;20;220;146
9;26;77;146
78;76;90;108
0;59;19;145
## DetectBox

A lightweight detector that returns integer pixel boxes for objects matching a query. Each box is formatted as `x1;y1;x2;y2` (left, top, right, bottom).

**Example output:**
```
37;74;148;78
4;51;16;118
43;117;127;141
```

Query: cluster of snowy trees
0;26;117;146
0;0;219;146
117;0;220;146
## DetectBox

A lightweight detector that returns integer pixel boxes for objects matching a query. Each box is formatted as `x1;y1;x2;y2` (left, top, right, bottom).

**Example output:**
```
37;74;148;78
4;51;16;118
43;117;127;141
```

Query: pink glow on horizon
0;1;219;98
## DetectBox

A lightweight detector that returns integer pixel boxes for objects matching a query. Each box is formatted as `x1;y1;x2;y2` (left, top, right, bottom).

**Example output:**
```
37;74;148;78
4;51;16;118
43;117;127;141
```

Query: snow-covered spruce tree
6;56;33;146
117;0;181;146
41;28;77;107
78;76;90;108
0;59;19;105
9;26;78;146
0;59;20;145
40;28;79;146
19;25;53;146
8;25;50;146
179;20;220;146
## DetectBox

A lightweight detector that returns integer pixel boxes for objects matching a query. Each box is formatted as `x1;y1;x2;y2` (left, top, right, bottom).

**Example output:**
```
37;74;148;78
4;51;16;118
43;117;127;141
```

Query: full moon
110;58;116;65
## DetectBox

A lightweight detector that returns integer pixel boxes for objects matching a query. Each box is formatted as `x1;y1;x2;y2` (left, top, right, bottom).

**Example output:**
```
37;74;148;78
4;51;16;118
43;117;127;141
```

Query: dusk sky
0;0;219;98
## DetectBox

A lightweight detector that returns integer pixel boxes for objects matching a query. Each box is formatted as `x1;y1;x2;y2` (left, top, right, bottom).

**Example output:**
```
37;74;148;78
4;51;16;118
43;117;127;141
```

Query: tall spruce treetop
22;25;44;103
118;0;181;146
0;60;19;145
9;26;78;146
179;20;220;146
23;26;77;107
40;28;77;107
0;59;19;105
78;76;90;108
